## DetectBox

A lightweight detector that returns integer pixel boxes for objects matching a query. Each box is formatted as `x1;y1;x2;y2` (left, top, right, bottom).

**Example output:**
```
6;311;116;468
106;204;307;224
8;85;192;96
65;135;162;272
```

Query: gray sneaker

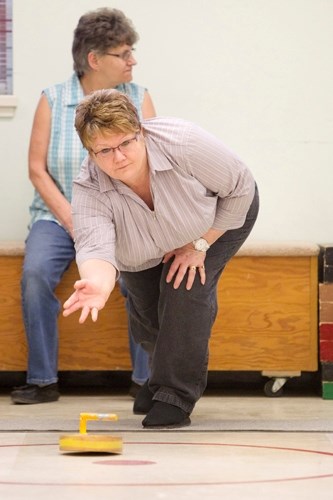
10;383;59;404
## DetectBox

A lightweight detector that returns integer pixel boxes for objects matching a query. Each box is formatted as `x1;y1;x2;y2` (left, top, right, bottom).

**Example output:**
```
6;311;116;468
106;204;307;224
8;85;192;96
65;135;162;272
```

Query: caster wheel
264;378;285;397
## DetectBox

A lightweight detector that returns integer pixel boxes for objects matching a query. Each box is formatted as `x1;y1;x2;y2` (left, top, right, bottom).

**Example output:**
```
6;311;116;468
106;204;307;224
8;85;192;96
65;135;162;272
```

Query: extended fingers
171;264;191;289
166;260;188;285
186;266;196;290
78;305;99;324
198;264;206;285
91;307;99;322
63;296;81;317
186;265;206;290
166;257;206;289
63;291;79;310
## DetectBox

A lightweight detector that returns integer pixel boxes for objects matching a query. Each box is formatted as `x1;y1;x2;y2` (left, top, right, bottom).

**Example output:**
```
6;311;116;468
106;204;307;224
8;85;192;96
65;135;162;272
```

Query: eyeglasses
92;135;139;159
105;48;135;62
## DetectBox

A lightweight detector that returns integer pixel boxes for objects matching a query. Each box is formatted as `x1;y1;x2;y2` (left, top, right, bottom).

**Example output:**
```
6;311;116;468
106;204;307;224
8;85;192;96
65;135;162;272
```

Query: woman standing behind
11;8;155;404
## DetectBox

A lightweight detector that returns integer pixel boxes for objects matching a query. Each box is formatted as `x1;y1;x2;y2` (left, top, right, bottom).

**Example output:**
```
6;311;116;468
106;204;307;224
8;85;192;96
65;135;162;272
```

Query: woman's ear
87;51;99;71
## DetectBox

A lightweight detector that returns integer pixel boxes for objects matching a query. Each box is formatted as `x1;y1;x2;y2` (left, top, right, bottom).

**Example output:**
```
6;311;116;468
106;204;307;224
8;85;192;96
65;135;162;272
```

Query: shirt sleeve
72;172;119;274
184;123;256;232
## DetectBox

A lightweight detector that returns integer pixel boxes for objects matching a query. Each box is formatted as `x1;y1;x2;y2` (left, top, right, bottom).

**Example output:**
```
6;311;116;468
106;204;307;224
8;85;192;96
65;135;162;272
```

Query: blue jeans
121;186;259;414
21;220;150;385
119;278;150;385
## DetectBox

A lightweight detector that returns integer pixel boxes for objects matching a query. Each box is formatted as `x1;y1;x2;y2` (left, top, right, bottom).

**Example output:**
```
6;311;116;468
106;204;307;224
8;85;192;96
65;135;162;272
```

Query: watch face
195;238;209;251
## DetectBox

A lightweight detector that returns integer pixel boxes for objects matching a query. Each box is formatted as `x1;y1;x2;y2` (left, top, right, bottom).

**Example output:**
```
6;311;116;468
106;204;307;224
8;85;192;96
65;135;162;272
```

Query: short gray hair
72;8;139;78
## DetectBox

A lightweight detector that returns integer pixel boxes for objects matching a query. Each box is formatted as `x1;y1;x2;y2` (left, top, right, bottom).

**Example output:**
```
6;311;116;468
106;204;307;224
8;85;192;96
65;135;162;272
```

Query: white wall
1;0;332;243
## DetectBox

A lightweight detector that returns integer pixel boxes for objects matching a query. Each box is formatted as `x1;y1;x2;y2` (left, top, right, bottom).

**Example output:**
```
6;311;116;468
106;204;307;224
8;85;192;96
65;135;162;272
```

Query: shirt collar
144;134;174;175
64;74;85;106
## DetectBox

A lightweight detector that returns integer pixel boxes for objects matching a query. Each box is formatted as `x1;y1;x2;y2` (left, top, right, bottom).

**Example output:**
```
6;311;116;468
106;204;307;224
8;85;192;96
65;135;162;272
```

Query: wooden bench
0;241;319;392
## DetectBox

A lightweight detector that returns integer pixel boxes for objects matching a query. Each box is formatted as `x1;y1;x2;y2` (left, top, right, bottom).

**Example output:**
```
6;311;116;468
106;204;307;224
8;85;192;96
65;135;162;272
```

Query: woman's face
90;130;147;184
96;44;137;87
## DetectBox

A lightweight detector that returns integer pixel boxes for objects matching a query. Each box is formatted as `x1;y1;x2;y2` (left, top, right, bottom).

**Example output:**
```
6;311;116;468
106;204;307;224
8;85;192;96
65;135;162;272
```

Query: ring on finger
189;266;197;271
200;265;205;271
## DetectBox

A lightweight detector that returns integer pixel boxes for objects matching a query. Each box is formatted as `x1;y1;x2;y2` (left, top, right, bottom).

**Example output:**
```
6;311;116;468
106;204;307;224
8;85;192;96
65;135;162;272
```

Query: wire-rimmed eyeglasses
105;48;136;62
91;134;139;160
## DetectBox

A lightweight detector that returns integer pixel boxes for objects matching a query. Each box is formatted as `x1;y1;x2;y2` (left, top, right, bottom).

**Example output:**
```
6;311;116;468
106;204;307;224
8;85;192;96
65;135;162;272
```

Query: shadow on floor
0;370;322;398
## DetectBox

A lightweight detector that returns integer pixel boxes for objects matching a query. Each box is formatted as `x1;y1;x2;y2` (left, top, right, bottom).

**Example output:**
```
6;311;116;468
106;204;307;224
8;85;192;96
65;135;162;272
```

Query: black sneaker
10;383;60;404
133;380;154;414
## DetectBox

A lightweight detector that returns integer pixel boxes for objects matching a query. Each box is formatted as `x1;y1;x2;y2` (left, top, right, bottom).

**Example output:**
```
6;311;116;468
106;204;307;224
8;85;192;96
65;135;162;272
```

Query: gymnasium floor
1;375;333;500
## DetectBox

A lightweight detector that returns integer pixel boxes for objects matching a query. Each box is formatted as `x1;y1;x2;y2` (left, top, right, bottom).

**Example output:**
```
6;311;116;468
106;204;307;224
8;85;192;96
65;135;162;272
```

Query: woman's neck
80;73;117;95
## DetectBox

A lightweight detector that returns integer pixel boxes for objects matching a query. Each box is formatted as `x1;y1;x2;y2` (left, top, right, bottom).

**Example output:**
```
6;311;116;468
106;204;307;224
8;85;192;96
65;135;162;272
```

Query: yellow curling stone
59;412;123;454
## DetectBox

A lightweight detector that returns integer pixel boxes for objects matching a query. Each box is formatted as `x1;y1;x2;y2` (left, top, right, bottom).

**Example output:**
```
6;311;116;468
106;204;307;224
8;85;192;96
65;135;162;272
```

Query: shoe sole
11;396;59;404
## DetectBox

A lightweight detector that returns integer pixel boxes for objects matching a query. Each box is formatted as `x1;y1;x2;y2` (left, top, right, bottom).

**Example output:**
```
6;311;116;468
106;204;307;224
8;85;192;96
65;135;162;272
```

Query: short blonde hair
75;89;141;151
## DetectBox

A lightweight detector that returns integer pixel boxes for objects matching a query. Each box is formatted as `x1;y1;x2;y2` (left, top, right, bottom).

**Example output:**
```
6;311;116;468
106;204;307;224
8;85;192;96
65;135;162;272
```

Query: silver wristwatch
193;238;210;252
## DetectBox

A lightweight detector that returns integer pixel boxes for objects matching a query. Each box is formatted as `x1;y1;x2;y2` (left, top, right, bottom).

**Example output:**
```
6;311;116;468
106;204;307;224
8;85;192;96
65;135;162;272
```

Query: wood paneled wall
0;252;318;373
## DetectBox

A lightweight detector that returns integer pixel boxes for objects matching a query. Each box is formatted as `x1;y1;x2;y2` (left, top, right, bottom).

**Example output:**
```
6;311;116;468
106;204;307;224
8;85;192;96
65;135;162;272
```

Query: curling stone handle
79;412;118;434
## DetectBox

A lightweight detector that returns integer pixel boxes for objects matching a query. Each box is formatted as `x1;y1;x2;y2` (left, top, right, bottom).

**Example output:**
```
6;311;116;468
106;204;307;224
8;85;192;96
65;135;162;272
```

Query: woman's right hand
63;278;108;323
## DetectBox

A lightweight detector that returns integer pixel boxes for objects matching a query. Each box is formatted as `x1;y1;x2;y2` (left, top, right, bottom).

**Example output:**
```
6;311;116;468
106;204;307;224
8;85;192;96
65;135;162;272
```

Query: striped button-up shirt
72;117;256;273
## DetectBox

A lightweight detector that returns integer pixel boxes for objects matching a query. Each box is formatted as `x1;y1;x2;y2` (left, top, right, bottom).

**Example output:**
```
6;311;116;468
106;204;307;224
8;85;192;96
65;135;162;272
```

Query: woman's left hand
163;244;206;290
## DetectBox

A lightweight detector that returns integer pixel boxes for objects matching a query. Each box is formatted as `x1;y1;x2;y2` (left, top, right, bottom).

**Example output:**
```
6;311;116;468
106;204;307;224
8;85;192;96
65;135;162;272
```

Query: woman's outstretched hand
63;278;108;324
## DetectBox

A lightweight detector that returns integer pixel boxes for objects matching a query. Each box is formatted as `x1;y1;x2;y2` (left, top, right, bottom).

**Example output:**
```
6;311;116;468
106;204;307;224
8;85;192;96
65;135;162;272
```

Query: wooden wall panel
0;257;27;369
56;265;131;370
0;254;318;373
209;256;318;371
